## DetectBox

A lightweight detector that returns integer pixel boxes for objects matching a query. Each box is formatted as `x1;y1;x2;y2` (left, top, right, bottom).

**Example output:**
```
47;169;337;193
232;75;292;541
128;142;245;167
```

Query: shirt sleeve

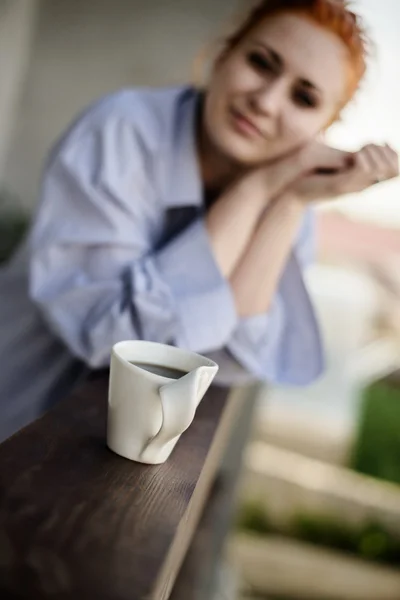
226;209;324;386
29;116;237;368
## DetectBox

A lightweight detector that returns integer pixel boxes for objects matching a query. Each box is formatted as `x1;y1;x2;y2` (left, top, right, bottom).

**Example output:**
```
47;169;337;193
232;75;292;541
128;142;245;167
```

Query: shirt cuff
227;303;283;383
227;252;325;386
155;218;238;352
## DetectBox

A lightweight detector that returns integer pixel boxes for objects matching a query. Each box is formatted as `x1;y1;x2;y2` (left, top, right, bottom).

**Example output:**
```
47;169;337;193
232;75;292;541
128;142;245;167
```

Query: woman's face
203;12;348;166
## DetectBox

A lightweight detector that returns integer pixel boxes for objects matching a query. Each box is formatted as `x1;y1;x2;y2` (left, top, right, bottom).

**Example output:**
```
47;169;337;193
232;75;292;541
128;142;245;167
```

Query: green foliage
236;500;400;567
357;521;400;562
293;514;400;565
350;378;400;485
292;512;358;554
236;500;272;536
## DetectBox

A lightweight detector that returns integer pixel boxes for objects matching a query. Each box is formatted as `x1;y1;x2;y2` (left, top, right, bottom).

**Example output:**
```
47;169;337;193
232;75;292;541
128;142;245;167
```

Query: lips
229;107;263;138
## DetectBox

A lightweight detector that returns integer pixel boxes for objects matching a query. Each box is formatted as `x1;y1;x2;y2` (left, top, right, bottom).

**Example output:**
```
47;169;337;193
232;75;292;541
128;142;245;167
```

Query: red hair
219;0;370;124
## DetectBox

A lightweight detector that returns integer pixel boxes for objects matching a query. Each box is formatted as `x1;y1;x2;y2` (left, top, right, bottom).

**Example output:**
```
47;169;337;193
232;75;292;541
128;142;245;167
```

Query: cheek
282;109;327;145
211;57;260;101
224;63;260;96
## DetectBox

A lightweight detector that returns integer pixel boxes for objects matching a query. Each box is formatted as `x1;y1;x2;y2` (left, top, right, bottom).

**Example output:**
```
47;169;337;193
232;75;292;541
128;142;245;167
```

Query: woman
0;0;398;441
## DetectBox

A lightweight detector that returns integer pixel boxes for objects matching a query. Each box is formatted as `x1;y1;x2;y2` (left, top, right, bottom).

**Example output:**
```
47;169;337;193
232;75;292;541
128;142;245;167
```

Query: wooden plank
0;372;238;600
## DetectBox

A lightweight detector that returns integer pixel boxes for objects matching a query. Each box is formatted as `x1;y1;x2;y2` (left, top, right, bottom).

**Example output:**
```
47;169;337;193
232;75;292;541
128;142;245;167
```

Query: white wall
0;0;38;181
3;0;241;209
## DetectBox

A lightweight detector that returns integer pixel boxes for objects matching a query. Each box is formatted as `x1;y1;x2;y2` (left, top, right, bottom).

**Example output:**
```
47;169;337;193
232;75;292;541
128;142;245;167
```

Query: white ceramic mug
107;341;218;464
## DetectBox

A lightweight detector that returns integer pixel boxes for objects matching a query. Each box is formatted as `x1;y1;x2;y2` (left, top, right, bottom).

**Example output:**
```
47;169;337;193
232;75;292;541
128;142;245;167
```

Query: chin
210;127;267;167
210;120;293;168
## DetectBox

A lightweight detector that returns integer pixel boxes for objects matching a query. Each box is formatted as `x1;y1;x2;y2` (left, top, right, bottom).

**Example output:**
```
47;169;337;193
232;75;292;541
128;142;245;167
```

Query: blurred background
1;1;400;598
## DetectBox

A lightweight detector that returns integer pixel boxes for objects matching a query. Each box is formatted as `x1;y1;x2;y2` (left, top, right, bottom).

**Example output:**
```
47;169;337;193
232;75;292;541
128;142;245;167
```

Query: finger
354;147;373;180
362;144;388;182
321;153;372;195
319;147;352;171
302;171;353;199
362;143;399;184
302;141;351;172
383;144;400;178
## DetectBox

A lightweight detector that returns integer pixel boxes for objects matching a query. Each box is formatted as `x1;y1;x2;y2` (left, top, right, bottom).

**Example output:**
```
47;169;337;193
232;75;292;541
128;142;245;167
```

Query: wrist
264;152;308;199
276;191;306;217
297;144;311;169
239;168;273;209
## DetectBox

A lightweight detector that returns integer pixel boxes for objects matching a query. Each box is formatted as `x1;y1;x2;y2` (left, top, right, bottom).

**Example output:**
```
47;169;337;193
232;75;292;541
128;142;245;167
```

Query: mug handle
139;367;214;463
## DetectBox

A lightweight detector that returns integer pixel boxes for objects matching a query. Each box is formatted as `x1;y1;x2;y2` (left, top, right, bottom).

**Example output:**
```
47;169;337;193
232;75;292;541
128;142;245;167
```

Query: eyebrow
254;40;322;95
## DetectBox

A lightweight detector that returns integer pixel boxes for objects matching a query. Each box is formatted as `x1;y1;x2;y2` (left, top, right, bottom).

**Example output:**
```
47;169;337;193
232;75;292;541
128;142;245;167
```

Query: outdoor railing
0;370;259;600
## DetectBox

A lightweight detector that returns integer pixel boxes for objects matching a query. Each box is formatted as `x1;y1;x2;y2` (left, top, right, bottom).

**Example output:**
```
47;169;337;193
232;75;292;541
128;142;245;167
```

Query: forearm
205;175;266;278
229;194;305;317
206;155;305;278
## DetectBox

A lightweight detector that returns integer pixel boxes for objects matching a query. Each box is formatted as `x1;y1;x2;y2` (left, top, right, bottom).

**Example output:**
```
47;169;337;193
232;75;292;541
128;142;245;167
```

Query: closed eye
247;51;275;74
293;88;318;109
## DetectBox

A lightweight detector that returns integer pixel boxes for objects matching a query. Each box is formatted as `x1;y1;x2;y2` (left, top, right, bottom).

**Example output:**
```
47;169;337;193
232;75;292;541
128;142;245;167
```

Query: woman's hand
289;143;399;204
298;140;352;176
247;139;350;203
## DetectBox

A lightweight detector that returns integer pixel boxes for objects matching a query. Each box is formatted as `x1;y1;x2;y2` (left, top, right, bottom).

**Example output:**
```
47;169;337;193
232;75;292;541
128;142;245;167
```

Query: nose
249;80;286;118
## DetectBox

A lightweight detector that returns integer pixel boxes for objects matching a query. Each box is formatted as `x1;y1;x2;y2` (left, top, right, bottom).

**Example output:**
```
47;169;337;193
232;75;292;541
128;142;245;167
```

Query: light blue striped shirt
0;85;323;440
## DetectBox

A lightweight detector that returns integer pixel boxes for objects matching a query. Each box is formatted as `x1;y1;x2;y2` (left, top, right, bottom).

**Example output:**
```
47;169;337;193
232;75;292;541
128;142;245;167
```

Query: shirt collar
165;86;204;209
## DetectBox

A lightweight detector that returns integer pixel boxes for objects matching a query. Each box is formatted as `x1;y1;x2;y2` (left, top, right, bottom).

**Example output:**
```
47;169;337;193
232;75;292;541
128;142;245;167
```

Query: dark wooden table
0;372;258;600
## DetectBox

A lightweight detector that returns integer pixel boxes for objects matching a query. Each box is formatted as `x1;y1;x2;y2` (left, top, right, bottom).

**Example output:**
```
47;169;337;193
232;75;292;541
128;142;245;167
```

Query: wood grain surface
0;372;236;600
